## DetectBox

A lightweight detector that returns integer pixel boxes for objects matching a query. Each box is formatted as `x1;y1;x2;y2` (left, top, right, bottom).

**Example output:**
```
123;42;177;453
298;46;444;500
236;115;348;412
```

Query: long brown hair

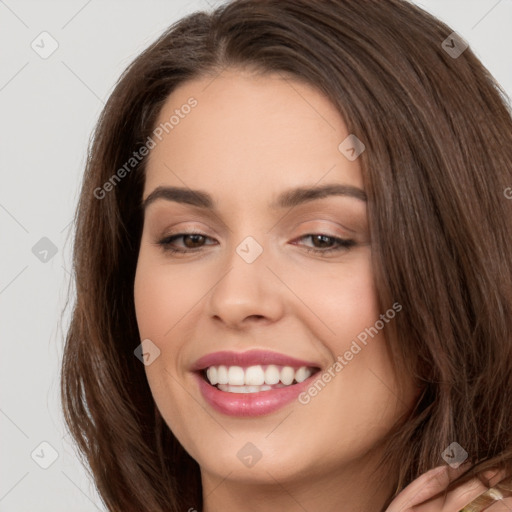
60;0;512;510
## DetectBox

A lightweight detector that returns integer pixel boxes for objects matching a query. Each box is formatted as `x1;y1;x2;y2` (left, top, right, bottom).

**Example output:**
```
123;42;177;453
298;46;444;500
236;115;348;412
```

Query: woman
61;0;512;510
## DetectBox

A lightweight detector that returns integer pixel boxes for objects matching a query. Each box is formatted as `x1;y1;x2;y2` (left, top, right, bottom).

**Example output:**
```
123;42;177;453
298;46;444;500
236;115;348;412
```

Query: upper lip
191;349;321;371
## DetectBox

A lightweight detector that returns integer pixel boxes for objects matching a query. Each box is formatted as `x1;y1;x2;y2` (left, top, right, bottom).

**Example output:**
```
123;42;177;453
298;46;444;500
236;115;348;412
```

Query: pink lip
191;349;320;371
193;371;320;417
190;349;322;417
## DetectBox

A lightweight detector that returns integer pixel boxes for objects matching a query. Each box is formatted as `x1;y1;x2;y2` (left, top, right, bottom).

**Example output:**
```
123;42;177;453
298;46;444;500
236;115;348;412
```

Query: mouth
191;350;323;416
198;364;321;393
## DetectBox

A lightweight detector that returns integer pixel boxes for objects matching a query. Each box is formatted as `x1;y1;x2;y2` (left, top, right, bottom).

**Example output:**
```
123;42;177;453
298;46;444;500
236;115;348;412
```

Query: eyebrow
142;183;367;211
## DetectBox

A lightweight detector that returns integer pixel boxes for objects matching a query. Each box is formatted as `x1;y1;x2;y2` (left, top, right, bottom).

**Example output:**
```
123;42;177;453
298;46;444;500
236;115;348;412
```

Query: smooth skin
133;69;499;512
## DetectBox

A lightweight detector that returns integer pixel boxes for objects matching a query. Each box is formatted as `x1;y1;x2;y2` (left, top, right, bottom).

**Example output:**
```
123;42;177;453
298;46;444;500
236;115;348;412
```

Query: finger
441;475;490;511
393;476;488;512
484;469;509;489
386;464;470;512
428;472;510;512
462;487;512;512
458;470;511;512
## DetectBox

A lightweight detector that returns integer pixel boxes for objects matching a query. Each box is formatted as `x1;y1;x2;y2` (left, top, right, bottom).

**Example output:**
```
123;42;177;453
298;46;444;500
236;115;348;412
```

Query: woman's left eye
293;234;356;255
156;232;356;256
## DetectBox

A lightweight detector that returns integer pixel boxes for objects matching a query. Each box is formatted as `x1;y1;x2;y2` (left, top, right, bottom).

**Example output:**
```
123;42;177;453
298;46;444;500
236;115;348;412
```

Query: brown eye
157;232;217;254
293;234;356;256
181;234;207;248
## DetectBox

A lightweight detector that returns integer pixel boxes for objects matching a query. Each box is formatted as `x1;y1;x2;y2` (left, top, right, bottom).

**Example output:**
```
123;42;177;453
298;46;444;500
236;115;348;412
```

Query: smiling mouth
200;364;321;394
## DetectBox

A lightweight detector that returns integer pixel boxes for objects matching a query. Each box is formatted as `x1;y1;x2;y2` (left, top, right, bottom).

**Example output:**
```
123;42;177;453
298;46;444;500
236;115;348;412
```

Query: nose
206;237;285;329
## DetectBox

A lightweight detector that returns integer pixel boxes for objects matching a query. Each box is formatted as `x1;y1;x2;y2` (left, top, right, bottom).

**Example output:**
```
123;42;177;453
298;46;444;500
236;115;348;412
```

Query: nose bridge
222;207;271;276
221;232;269;297
206;230;283;325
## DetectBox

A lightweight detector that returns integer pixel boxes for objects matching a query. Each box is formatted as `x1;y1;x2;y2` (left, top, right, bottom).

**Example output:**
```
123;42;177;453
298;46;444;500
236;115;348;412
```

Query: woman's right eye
157;232;216;254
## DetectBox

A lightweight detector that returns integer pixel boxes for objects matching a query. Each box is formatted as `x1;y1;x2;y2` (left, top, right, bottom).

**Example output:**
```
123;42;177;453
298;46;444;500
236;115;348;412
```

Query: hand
385;465;511;512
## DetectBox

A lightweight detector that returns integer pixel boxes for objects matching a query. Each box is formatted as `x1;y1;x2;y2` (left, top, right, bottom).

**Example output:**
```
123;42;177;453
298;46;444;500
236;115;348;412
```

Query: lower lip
194;372;318;417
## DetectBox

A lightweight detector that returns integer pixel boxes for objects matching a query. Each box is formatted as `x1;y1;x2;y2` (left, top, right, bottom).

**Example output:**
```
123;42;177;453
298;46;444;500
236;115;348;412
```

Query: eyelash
156;231;356;256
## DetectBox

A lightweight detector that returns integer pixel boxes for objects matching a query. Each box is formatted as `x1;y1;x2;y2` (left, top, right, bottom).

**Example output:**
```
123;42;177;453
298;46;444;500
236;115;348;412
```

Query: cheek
327;271;378;337
133;256;193;434
288;250;380;344
134;270;165;339
134;254;201;338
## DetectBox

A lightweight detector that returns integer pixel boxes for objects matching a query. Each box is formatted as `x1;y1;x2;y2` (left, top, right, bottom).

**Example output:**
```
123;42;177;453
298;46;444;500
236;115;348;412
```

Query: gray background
1;0;511;510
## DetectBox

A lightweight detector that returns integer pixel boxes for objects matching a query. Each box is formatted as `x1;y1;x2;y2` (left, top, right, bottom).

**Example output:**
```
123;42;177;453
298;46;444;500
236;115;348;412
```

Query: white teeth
280;366;295;385
204;364;315;388
217;384;273;393
244;365;265;385
295;367;311;383
264;365;280;385
227;366;245;385
206;367;218;385
217;365;228;385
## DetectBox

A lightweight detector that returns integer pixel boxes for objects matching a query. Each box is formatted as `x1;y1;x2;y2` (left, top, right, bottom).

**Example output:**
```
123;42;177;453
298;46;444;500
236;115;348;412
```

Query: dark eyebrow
142;183;367;211
142;186;214;211
270;183;367;208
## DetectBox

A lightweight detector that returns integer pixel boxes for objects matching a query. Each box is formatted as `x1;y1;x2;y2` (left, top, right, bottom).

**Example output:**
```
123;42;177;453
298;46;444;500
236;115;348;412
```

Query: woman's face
134;68;416;490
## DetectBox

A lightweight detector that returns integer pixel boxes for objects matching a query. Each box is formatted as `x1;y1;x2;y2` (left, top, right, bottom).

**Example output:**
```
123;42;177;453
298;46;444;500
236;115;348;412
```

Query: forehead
144;69;363;199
